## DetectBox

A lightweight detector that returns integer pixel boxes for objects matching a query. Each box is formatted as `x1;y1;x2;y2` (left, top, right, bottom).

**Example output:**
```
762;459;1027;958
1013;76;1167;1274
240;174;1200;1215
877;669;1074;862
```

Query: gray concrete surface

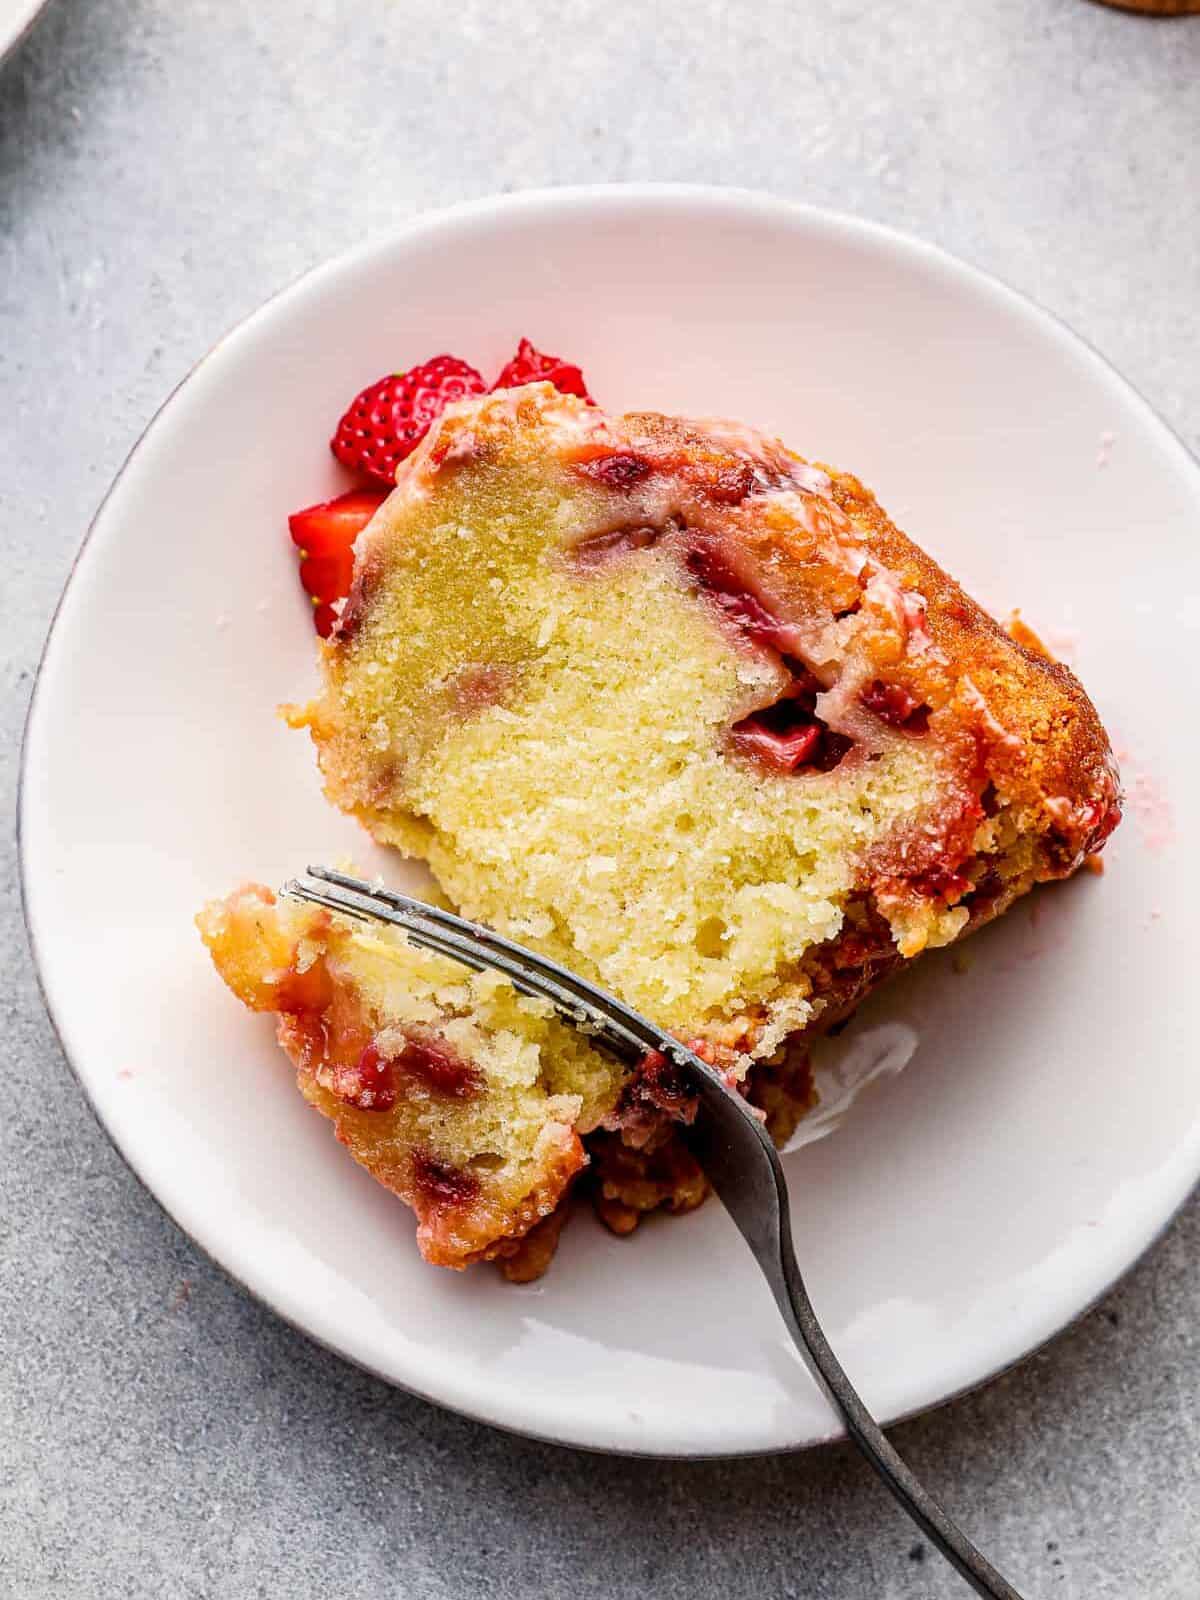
2;1;1198;1595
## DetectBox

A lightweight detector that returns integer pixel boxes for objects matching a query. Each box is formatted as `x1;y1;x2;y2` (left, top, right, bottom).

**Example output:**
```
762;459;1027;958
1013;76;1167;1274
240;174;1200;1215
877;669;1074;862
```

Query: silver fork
286;866;1026;1600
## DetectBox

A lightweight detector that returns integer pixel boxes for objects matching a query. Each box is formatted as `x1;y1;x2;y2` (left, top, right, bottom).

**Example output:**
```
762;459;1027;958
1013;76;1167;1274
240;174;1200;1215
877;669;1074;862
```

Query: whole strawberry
492;338;592;401
331;355;487;485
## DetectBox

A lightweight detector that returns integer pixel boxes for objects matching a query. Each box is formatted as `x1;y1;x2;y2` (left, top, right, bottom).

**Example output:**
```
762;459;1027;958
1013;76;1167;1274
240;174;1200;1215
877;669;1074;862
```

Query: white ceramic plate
21;187;1200;1456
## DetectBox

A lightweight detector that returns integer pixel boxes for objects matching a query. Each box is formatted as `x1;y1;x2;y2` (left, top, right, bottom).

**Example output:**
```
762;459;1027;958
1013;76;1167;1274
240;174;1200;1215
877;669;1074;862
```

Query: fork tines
283;866;663;1067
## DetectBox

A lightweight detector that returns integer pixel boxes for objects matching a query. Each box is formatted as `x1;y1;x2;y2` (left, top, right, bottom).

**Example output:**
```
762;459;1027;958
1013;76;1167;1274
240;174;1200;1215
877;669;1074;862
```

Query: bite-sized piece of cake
291;383;1120;1076
198;884;619;1269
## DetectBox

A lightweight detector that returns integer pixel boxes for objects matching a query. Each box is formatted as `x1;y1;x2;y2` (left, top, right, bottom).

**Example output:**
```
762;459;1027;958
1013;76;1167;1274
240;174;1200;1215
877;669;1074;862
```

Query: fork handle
686;1082;1027;1599
768;1242;1026;1599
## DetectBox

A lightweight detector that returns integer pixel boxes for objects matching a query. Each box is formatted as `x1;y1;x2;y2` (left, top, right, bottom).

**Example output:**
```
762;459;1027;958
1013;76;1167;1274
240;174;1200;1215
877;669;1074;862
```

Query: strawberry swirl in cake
200;352;1120;1276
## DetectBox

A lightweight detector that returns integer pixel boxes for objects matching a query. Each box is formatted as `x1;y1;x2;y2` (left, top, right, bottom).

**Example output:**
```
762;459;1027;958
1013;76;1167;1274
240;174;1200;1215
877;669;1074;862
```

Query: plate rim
0;0;50;66
19;182;1200;1457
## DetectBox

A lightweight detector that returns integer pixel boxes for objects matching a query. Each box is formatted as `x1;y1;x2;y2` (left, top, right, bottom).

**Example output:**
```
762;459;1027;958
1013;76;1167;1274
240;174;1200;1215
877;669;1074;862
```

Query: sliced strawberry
860;680;930;731
331;357;487;485
392;1029;483;1100
683;535;806;656
411;1151;481;1209
909;862;973;903
492;337;592;401
329;1042;399;1113
299;548;354;602
288;487;387;636
288;489;388;555
730;720;822;773
311;600;339;640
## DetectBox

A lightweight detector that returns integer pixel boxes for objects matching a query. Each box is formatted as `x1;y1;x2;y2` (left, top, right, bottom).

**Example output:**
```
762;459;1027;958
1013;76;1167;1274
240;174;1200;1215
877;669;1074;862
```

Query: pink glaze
1130;770;1175;854
861;567;934;655
1106;733;1173;855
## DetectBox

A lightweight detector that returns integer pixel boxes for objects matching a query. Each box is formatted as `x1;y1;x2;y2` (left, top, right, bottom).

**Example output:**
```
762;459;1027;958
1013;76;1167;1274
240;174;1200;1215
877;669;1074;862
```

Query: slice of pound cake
203;382;1120;1271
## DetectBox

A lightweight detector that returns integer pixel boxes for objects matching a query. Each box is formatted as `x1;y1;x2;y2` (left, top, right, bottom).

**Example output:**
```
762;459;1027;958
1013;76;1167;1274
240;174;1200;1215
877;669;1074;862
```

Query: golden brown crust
495;1194;576;1283
823;467;1118;859
588;1130;709;1236
303;1077;586;1270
